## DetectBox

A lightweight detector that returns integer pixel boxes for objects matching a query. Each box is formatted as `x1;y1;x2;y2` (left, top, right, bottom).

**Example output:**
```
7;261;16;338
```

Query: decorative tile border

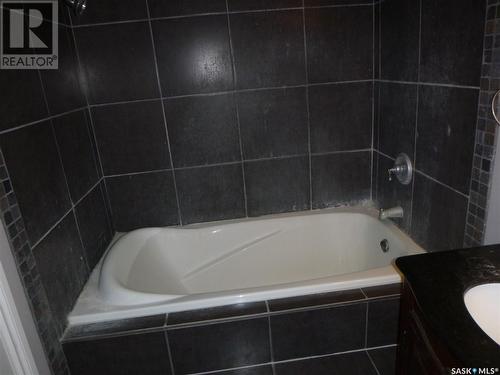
464;0;500;246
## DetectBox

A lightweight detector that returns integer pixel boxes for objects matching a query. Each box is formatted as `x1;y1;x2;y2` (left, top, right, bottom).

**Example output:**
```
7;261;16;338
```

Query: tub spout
379;206;404;220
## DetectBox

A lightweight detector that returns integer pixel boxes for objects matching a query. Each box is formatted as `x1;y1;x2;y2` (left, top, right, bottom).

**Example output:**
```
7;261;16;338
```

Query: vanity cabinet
396;282;459;375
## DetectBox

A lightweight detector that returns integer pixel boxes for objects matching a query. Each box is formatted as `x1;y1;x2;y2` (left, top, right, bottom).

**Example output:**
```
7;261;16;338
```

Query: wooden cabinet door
396;282;451;375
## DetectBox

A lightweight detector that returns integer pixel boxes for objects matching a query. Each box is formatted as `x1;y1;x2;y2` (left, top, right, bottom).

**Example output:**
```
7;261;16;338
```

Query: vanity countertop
395;245;500;367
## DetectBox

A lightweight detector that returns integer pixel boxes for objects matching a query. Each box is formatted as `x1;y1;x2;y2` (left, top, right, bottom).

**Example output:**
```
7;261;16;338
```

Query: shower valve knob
387;153;413;185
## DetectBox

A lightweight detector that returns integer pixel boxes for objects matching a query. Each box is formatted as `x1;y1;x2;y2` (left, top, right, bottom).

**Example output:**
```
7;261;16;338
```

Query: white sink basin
464;283;500;345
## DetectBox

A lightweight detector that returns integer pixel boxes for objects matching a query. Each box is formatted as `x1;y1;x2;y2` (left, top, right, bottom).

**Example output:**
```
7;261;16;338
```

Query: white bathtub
69;207;425;325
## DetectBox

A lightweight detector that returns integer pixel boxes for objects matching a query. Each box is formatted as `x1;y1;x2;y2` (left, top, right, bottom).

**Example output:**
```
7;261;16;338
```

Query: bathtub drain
380;239;390;253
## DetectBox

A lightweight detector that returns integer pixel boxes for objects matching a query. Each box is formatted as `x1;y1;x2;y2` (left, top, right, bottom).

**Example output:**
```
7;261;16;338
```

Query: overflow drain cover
380;239;390;253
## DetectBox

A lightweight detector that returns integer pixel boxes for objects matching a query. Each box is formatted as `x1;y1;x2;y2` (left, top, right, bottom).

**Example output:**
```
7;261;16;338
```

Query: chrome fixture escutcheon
388;153;413;185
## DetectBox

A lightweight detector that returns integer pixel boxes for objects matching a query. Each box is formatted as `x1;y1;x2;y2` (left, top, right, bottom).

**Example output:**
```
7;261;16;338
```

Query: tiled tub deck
62;283;401;375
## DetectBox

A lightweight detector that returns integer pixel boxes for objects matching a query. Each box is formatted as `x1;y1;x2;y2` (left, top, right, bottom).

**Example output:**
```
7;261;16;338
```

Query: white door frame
0;258;39;375
0;222;49;375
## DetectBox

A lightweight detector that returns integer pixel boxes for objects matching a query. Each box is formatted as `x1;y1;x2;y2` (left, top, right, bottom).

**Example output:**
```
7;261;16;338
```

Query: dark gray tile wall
312;151;372;209
275;351;378;375
231;10;305;89
0;8;114;375
64;331;172;375
106;171;179;228
309;82;373;153
306;6;373;83
74;22;160;104
70;0;377;231
374;0;487;252
63;285;401;375
245;157;310;217
271;303;366;360
237;88;309;159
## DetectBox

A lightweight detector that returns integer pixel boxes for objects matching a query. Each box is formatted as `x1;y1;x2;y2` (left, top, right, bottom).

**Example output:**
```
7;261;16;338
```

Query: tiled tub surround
72;0;378;231
63;284;401;375
374;0;487;252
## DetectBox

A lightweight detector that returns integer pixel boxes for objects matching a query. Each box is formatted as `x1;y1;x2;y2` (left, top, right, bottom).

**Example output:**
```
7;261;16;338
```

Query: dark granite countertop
395;245;500;367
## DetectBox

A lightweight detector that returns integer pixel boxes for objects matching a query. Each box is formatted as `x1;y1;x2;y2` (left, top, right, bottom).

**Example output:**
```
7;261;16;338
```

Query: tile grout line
364;301;369;348
374;83;381;204
72;178;103;207
81;109;105;195
85;108;106;179
378;0;382;80
359;287;368;299
0;106;88;136
366;350;382;375
370;1;376;202
1;76;476;139
89;96;163;108
375;149;395;162
0;79;374;136
409;0;423;233
88;79;373;102
71;210;91;273
415;170;470;198
378;79;480;90
69;3;375;28
96;179;114;235
104;168;173;179
164;297;397;331
225;0;249;217
30;208;73;250
374;0;381;205
46;175;106;264
183;344;398;375
145;0;183;226
169;160;242;171
265;301;277;375
100;150;373;180
163;330;176;375
302;0;313;210
185;363;273;375
101;177;116;231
